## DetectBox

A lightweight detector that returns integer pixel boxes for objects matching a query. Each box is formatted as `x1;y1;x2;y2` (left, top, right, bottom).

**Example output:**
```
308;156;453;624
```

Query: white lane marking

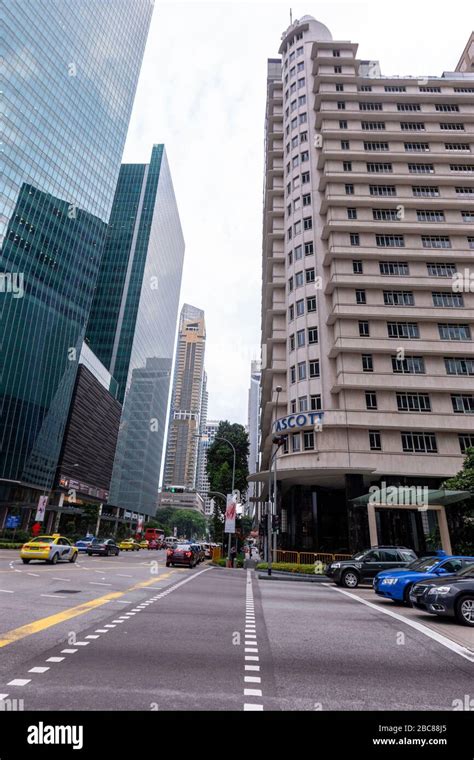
46;657;64;663
104;624;116;628
115;600;131;604
245;648;259;653
112;620;125;623
86;635;100;639
8;679;31;686
0;589;14;594
244;688;262;697
28;667;49;674
245;656;259;661
245;665;260;671
245;676;261;683
61;649;78;654
334;587;474;663
41;594;67;599
89;582;112;586
245;634;257;638
244;568;263;710
95;629;109;633
244;703;263;711
74;642;89;646
27;573;40;577
117;574;133;578
52;577;70;581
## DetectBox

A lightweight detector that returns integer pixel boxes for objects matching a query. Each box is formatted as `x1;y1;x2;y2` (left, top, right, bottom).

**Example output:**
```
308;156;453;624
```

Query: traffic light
272;514;280;531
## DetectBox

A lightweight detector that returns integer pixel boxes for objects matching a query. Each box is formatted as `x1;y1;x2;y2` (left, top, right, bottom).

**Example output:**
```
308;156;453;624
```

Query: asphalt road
0;550;472;711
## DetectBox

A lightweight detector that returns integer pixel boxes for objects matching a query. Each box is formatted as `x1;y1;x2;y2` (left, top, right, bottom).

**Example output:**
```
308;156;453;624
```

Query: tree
155;508;207;540
442;448;474;553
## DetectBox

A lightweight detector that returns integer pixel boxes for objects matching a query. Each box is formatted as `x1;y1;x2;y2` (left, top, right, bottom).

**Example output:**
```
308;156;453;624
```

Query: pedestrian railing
272;550;351;565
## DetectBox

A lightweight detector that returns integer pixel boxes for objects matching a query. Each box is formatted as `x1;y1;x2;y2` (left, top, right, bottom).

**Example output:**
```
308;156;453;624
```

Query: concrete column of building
436;506;453;555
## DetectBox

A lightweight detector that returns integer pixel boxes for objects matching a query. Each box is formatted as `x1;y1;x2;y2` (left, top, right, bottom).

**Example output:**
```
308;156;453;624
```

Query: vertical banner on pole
225;494;236;534
35;495;48;522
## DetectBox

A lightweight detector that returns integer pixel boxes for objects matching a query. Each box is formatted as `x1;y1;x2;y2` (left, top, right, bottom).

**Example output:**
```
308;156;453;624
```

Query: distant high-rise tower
247;360;261;508
0;0;152;505
164;305;206;490
86;145;185;515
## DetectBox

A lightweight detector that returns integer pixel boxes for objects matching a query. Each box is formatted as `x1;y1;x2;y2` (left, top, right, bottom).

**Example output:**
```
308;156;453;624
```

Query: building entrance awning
350;488;471;507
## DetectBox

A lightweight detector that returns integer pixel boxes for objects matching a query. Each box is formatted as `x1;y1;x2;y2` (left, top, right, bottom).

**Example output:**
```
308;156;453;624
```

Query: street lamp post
267;386;282;576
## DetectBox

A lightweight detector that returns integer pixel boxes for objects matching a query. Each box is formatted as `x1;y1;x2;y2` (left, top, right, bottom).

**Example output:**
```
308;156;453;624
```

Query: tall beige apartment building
163;304;206;490
257;16;474;552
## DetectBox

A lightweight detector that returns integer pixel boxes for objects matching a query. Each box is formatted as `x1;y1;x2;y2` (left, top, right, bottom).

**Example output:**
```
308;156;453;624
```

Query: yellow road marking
0;571;175;648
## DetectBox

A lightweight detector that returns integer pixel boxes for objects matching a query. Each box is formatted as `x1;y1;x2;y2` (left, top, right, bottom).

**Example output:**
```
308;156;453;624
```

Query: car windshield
176;544;191;550
30;537;54;544
407;557;440;572
352;551;367;560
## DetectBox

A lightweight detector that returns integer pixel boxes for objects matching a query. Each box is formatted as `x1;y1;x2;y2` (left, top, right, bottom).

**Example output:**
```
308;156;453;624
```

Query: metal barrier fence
272;550;351;565
212;547;222;562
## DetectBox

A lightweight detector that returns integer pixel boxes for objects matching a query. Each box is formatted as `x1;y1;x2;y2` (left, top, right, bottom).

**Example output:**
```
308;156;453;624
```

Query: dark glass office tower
0;1;153;498
86;146;185;516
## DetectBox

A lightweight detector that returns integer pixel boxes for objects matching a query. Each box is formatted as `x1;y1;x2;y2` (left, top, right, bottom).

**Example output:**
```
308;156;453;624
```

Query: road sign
5;516;20;529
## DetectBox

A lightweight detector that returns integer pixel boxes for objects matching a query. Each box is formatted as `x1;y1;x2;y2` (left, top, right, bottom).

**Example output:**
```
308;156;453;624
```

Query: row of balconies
320;217;474;240
332;370;474;394
320;187;474;214
328;335;474;358
325;272;471;294
322;244;474;265
326;302;474;324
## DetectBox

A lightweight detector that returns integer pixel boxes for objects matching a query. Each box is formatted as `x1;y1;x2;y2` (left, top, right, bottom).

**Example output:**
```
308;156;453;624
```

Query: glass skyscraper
1;0;153;498
86;146;185;516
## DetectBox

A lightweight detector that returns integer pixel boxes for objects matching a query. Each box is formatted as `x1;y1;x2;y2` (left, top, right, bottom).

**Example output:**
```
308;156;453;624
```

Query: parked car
87;538;120;557
75;535;95;552
138;539;149;549
118;538;140;551
373;554;474;605
166;543;198;568
203;543;213;559
164;536;178;548
190;543;205;562
410;563;474;626
326;546;417;588
20;534;78;565
147;539;160;550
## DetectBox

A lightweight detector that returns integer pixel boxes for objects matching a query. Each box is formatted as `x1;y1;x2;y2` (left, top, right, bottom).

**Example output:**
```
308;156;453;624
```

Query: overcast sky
123;0;472;424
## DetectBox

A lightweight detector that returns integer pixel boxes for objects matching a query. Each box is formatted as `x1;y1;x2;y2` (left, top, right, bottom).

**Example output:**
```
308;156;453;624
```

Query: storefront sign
273;412;323;433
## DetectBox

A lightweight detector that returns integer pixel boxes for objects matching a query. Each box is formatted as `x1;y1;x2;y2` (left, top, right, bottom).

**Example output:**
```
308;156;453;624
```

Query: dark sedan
410;563;474;626
87;538;120;557
166;543;198;568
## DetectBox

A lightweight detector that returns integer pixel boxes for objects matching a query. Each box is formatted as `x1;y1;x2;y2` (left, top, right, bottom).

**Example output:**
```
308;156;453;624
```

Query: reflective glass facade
86;146;185;515
1;0;153;491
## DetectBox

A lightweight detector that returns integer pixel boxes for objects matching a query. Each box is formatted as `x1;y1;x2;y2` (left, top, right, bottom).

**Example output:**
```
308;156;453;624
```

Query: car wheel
341;569;359;588
50;553;59;565
403;584;413;607
166;562;171;567
455;595;474;627
22;559;30;564
69;553;77;563
104;549;109;557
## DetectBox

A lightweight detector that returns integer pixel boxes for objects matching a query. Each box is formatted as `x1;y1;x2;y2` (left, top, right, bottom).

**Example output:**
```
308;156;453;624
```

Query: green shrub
256;561;327;575
0;542;24;549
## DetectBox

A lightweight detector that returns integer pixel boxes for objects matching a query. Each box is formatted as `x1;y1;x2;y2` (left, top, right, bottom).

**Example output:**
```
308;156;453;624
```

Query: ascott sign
273;412;323;433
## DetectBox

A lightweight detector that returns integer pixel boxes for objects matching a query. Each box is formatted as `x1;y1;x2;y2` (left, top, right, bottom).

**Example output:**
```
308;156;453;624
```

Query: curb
257;572;329;583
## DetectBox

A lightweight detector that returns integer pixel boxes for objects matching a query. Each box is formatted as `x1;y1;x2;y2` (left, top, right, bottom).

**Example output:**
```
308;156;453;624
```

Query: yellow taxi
20;534;78;565
138;539;149;549
118;538;140;551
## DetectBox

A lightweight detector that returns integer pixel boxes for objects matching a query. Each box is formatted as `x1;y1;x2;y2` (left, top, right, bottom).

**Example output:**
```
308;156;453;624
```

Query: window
412;185;439;197
353;259;363;274
387;322;419;338
304;242;314;255
419;85;441;93
383;290;415;306
445;143;470;152
339;120;348;129
370;185;396;196
359;321;370;337
291;117;298;130
303;431;315;451
450;164;474;173
302;193;311;206
307;296;317;312
290;399;297;413
292;156;299;169
427;263;457;277
422;235;451;248
303;216;312;230
350;233;360;246
365;391;377;410
299;112;308;125
444;357;474;376
440;123;465;131
373;208;400;220
288;276;294;292
291;136;299;149
308;327;318;344
452;394;474;414
290;366;296;383
362;354;373;372
369;430;382;451
306;268;315;283
436;103;460;112
309;360;320;378
288;251;294;267
310;394;322;410
396;393;431;412
297;61;304;72
359;85;372;92
298;77;305;89
397;103;421;111
454;87;474;93
469;237;474;249
298;95;306;106
289;334;295;351
288;304;294;321
298;396;308;412
345;183;354;195
341;139;350;150
301;171;310;183
401;432;437;453
385;85;406;92
364;141;389;151
376;234;405;247
400;122;426;131
459;434;474;453
294;244;303;260
462;211;474;222
296;46;303;57
297;361;306;380
343;161;352;172
391;355;425;374
432;291;464;308
404;142;430;152
332;49;341;57
356;289;366;304
361;121;386;130
367;162;393;173
296;299;305;316
295;271;304;287
297;329;305;347
438;323;471;341
360;102;383;111
456;186;474;195
347;208;357;220
292;433;301;452
334;65;342;74
379;261;409;275
301;150;309;162
417;209;445;222
408;163;434;174
290;82;297;94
